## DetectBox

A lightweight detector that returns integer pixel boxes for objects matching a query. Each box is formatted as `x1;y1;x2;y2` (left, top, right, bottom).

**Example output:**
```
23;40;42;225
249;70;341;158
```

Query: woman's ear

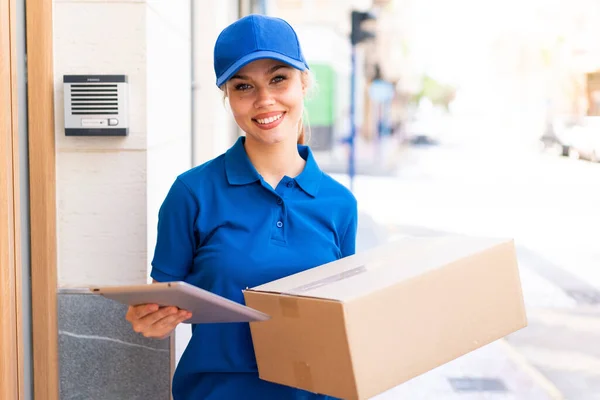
300;71;310;96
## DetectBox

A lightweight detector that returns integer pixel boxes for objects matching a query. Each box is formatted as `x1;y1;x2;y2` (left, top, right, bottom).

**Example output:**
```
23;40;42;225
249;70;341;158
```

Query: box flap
248;235;514;302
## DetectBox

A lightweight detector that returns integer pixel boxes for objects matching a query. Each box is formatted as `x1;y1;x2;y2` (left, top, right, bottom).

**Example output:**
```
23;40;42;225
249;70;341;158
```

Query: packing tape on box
285;265;367;295
293;361;314;392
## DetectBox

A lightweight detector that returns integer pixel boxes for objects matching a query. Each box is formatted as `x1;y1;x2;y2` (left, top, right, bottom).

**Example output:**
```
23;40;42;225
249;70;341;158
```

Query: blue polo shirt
151;136;357;400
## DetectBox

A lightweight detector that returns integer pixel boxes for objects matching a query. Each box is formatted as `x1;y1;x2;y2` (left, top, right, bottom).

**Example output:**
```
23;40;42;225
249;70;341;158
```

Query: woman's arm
340;199;358;257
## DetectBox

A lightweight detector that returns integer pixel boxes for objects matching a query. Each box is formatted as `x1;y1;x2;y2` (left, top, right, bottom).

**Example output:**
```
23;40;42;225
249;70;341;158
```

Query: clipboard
90;281;270;324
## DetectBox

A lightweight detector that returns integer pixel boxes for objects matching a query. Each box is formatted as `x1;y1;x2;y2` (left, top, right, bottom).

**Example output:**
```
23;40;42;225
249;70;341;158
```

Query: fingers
143;309;192;339
151;310;192;335
126;304;158;322
126;305;192;339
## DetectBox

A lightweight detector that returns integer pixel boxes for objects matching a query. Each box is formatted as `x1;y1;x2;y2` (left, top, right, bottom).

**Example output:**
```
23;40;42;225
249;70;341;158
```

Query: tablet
90;281;270;324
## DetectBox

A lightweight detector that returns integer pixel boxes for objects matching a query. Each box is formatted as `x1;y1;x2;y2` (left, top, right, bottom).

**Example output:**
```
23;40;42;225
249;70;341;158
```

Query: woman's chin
248;130;294;146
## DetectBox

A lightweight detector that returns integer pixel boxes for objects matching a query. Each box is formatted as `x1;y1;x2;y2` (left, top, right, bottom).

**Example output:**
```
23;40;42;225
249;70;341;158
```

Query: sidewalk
372;339;560;400
312;136;402;177
355;212;564;400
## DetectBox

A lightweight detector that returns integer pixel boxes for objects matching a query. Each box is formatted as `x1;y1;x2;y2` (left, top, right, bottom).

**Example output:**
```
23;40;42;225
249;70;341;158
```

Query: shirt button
277;198;283;205
276;221;283;228
287;181;294;188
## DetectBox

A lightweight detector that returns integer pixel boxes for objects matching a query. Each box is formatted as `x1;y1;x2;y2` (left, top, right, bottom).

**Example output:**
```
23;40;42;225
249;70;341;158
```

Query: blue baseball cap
214;14;309;87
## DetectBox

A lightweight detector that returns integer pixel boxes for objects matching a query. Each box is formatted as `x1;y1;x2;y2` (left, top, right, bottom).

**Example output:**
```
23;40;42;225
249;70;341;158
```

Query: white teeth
256;113;283;124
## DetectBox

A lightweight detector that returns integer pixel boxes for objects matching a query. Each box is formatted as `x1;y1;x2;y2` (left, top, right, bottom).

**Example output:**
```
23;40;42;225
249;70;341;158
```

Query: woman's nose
254;87;275;108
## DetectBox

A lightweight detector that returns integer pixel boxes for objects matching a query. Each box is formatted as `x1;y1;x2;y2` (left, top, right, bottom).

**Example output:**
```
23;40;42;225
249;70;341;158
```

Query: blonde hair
221;69;316;145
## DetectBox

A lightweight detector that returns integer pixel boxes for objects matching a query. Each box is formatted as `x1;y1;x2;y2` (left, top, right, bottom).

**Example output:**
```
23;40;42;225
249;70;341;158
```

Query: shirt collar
225;136;262;185
294;144;323;197
225;136;323;197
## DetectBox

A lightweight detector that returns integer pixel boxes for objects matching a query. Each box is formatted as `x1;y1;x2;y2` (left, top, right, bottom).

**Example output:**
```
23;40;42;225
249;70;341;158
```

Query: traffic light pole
349;45;357;192
347;9;375;193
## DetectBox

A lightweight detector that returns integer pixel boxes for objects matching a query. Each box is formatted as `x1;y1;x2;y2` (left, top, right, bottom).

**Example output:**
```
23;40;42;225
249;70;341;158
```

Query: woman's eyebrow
230;64;290;81
266;64;291;74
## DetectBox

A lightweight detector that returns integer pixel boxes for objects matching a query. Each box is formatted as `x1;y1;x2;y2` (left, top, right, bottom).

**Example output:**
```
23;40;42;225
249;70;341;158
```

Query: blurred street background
333;126;600;400
270;0;600;398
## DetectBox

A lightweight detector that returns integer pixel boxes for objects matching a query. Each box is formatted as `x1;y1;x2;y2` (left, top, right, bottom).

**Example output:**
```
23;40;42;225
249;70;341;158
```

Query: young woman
126;14;357;399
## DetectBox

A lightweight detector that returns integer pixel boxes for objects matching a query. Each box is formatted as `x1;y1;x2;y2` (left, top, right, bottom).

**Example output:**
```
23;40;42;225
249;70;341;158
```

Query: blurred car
539;123;568;156
563;116;600;162
539;116;577;156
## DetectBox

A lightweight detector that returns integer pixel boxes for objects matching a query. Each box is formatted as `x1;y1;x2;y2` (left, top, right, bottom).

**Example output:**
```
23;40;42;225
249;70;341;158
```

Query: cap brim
216;51;308;87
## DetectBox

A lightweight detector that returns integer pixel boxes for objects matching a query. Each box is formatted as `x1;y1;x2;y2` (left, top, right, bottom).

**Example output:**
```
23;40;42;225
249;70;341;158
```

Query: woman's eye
272;75;287;84
235;83;251;91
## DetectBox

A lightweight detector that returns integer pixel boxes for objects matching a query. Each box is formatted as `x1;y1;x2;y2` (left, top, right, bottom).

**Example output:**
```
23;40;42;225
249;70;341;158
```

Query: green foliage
412;75;456;111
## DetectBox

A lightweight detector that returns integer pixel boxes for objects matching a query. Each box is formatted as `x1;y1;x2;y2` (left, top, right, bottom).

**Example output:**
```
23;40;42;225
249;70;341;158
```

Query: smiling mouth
253;112;285;125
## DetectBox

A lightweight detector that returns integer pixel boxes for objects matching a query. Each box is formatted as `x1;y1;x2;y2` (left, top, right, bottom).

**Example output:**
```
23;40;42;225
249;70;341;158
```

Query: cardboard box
243;236;527;400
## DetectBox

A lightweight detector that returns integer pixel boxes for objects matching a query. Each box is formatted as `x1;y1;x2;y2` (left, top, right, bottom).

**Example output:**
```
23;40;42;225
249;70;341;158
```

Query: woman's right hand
125;304;192;340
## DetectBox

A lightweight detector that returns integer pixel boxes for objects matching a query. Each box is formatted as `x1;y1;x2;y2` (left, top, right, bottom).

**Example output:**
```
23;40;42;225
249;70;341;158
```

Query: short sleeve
340;198;358;257
151;178;199;282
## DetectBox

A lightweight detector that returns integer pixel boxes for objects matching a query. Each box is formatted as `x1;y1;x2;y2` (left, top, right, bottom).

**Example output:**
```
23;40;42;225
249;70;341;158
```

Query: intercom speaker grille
70;84;119;115
63;75;129;136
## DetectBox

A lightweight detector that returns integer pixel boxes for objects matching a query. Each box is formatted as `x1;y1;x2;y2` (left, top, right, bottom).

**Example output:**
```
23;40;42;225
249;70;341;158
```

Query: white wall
146;0;193;282
54;0;193;287
191;0;240;166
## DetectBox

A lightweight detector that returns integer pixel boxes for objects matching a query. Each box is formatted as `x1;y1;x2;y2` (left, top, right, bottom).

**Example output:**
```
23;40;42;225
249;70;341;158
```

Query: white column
146;0;194;280
54;0;193;287
191;0;240;166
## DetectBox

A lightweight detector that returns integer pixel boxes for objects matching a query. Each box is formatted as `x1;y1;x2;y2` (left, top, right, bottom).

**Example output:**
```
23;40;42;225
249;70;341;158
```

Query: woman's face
225;58;305;146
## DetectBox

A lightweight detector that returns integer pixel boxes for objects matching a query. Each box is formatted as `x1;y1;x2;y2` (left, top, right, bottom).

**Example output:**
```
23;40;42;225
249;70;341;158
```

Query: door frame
2;0;58;398
0;0;23;398
25;0;59;398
